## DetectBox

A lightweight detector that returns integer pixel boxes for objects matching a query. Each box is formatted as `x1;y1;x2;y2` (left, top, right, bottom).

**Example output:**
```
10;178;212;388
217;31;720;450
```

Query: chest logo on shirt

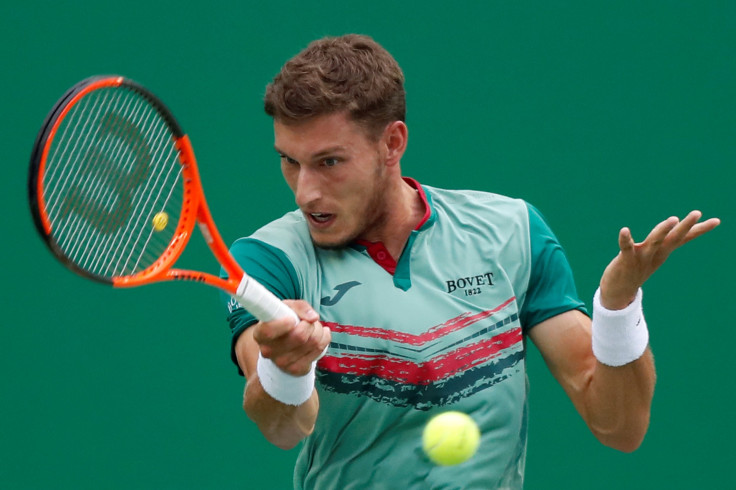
446;272;494;295
321;281;362;306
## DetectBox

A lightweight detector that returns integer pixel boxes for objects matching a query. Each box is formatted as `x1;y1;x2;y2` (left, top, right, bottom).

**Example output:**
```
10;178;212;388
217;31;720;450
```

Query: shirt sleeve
221;238;301;375
520;203;588;332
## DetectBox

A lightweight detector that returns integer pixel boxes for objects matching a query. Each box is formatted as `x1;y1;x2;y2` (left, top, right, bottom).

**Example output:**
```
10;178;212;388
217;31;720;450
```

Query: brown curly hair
264;34;406;140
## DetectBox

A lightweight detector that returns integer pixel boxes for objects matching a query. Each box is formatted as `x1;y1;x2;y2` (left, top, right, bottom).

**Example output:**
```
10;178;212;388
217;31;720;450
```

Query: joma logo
321;281;362;306
446;272;494;293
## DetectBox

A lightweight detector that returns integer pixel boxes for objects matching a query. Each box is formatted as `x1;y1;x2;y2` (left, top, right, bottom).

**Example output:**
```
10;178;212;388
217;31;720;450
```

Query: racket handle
235;275;299;324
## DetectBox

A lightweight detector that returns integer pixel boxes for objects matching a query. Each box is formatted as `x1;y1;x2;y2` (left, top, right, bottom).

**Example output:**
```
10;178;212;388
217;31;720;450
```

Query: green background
2;1;733;488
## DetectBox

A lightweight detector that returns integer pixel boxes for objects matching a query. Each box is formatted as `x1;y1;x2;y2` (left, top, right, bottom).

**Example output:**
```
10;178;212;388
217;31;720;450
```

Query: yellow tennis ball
422;411;480;466
152;212;169;231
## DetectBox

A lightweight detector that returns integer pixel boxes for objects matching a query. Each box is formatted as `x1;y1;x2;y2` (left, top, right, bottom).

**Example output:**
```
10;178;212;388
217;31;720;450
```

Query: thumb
286;300;320;323
618;227;635;254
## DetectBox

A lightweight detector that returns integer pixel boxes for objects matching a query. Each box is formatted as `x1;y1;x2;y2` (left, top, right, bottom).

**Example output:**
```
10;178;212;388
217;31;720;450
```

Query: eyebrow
274;145;348;161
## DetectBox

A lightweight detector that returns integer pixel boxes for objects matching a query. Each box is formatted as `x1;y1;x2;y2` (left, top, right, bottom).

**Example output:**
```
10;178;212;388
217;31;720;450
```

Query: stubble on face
309;153;389;250
275;112;397;251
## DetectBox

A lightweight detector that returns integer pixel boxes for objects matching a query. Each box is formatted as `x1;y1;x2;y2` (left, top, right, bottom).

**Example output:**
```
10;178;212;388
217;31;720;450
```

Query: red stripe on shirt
323;296;516;346
318;326;522;385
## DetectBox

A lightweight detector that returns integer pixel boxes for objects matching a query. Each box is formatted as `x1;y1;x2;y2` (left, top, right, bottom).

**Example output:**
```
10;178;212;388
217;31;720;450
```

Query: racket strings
92;96;175;274
58;91;142;262
42;85;185;279
67;91;180;276
127;159;183;273
46;89;115;208
54;89;144;263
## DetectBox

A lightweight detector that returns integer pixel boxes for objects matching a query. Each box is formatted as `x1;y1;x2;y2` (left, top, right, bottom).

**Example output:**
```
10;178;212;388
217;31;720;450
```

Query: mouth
306;212;335;227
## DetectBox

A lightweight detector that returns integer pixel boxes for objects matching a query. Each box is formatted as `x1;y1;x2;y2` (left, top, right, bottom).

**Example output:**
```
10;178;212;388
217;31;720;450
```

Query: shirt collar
351;177;435;276
402;177;435;231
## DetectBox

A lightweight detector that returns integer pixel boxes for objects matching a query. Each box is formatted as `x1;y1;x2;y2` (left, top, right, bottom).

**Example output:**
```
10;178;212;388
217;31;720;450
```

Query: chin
309;230;356;250
311;237;351;250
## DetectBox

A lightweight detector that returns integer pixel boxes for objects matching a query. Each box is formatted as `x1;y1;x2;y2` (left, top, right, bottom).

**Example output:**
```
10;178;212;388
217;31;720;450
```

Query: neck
360;177;426;260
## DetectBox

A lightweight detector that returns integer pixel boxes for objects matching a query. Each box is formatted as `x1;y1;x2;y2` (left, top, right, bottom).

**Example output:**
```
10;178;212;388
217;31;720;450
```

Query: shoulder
423;185;521;204
228;209;315;274
250;209;309;242
424;185;527;212
423;185;531;230
238;210;314;257
238;209;319;278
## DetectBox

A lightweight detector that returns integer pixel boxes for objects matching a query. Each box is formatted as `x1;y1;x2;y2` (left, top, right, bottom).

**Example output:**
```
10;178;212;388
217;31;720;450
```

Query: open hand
599;210;720;310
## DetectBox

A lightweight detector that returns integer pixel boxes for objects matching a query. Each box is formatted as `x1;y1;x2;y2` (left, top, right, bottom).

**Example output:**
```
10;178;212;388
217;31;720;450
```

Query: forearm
531;310;656;452
243;377;319;450
235;326;321;449
582;286;656;451
581;350;656;452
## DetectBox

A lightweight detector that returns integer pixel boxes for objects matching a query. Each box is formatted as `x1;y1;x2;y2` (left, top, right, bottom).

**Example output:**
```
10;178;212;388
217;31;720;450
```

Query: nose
294;166;322;208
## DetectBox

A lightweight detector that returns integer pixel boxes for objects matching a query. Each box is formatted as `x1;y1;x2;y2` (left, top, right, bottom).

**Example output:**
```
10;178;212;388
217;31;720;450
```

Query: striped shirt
224;179;586;489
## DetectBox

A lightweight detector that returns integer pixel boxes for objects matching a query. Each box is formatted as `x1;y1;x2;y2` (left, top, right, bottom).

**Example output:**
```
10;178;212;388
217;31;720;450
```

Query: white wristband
592;288;649;367
256;352;316;406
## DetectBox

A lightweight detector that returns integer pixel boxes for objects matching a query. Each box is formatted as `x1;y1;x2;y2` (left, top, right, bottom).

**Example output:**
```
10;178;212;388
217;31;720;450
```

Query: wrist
256;353;316;406
597;284;639;310
592;287;649;367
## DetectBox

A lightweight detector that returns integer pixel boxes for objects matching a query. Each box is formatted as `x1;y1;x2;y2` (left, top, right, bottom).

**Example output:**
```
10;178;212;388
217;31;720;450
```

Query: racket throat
198;222;214;244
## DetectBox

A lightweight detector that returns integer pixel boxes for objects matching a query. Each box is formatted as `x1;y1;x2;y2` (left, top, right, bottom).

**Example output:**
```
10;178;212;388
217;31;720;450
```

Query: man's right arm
233;299;330;450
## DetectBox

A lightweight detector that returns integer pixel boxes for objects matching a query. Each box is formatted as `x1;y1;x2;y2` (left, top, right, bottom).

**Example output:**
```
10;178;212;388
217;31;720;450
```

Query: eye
279;154;298;165
323;158;339;167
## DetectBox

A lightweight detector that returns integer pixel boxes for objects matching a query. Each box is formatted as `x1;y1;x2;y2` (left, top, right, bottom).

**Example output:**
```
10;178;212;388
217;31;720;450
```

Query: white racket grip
235;275;299;324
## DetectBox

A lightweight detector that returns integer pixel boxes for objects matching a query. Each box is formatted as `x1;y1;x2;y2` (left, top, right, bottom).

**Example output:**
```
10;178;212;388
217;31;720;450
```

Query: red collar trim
357;242;397;274
403;177;432;230
354;177;429;274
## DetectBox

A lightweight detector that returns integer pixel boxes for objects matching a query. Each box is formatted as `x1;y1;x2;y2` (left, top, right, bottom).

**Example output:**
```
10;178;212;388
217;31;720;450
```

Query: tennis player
223;34;720;489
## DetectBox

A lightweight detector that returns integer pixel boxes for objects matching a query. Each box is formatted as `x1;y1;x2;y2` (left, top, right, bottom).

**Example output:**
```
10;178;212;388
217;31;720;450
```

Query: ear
382;121;408;167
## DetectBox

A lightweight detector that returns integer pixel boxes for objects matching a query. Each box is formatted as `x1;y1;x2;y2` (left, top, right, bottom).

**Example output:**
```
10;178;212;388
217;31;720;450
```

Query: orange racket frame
29;75;296;323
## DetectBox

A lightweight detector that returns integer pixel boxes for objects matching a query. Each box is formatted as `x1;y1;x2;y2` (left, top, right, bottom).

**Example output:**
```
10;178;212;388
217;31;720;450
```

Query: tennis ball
422;411;480;466
152;212;169;231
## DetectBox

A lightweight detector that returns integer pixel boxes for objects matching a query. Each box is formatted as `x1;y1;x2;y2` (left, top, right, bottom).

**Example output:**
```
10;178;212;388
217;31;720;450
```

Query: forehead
273;112;374;154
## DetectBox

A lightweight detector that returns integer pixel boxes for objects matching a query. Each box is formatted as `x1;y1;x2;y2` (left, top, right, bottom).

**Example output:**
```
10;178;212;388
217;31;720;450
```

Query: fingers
270;321;331;375
278;322;332;374
602;210;719;309
642;215;680;248
253;300;318;343
637;211;719;250
252;300;331;376
682;215;721;245
651;211;720;252
288;300;320;324
617;211;719;271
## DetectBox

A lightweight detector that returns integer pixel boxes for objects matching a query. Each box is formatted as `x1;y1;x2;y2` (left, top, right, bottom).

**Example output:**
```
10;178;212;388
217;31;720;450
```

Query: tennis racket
28;75;298;324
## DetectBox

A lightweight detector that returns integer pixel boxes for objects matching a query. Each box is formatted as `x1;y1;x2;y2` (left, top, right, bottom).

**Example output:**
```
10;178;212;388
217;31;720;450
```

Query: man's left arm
530;310;655;452
529;210;719;452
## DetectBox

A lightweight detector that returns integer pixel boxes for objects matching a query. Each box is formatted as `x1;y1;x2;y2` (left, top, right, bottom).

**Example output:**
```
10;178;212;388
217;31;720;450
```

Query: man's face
274;112;389;249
